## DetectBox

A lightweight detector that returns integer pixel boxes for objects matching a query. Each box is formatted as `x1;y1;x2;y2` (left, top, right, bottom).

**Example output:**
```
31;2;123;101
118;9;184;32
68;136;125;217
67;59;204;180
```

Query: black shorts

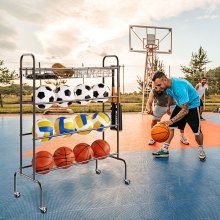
200;99;204;107
170;106;201;135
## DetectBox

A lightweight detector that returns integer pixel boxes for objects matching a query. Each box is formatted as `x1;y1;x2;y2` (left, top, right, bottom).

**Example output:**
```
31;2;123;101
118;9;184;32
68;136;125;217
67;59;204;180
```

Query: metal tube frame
14;54;130;214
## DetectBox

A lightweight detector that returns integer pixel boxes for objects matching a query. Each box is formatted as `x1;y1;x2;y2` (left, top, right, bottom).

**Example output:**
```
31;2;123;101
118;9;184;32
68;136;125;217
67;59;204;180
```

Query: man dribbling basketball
146;88;189;145
151;71;206;160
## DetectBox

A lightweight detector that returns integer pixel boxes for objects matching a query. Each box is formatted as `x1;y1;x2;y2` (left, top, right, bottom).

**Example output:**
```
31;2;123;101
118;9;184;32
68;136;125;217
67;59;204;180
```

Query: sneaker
200;117;205;121
152;148;169;158
198;148;206;160
148;138;156;145
180;134;189;145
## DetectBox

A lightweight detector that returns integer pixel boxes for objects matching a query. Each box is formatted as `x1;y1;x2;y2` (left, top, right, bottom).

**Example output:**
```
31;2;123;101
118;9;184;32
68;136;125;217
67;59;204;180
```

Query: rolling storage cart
13;53;130;213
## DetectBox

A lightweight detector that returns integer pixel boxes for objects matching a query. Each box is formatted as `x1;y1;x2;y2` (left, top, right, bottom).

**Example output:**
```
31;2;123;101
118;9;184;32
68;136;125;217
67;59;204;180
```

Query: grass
0;94;219;114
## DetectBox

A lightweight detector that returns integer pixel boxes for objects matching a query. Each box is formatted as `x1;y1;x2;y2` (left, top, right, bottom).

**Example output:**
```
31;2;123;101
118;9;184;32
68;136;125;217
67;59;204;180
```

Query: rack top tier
21;66;119;79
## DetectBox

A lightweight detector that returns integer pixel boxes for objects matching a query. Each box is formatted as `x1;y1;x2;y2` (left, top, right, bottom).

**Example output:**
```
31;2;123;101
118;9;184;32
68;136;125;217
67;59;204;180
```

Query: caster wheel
40;207;47;214
124;179;131;185
14;192;21;198
95;169;101;175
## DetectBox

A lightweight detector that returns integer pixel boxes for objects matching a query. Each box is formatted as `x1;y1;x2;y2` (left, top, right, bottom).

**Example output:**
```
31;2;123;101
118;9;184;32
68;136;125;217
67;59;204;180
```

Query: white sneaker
180;134;189;145
198;148;206;160
148;138;156;145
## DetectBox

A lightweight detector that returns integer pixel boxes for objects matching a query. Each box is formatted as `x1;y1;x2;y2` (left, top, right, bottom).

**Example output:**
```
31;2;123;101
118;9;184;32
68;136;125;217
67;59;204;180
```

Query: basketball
151;123;170;143
91;139;110;159
53;146;75;169
52;63;74;78
73;143;93;163
32;151;54;175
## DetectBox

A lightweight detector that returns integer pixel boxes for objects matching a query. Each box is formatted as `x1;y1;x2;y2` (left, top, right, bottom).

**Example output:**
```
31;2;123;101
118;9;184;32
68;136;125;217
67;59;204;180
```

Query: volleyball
73;84;93;105
54;116;75;137
92;83;110;103
34;85;55;109
74;114;93;135
92;112;111;132
32;119;54;142
54;85;75;107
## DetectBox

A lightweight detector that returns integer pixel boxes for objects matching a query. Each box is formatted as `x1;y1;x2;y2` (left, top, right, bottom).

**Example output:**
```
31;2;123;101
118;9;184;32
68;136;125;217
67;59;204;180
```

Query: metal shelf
22;66;118;79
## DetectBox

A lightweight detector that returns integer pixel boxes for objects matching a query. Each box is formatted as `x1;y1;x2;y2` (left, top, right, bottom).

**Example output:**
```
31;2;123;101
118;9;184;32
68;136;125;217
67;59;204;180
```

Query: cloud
0;13;18;51
34;0;220;60
197;14;219;19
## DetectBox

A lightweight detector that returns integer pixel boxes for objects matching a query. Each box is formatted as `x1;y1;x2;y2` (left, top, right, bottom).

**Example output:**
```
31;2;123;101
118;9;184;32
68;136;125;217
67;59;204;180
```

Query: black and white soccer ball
54;85;74;107
73;84;92;105
92;83;110;103
35;86;55;109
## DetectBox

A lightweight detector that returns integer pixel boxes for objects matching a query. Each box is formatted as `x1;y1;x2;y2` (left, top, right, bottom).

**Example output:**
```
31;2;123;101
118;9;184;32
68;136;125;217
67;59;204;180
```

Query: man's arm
170;102;189;124
166;95;173;115
145;91;154;114
162;102;189;126
195;83;200;91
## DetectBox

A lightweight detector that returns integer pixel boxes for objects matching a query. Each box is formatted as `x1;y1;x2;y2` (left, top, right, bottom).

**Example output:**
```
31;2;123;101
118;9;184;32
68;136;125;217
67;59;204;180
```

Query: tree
137;56;165;93
0;60;18;107
181;46;210;86
206;67;220;95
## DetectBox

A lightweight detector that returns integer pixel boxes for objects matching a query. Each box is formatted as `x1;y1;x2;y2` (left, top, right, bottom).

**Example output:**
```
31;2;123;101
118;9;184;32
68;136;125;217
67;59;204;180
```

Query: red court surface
23;112;220;157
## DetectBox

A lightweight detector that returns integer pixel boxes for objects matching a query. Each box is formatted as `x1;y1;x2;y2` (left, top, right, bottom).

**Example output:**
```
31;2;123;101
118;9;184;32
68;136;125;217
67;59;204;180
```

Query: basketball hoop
145;44;158;50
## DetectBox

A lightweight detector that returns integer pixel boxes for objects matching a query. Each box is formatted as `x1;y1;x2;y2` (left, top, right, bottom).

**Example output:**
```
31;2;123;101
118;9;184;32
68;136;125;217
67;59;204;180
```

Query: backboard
129;25;172;54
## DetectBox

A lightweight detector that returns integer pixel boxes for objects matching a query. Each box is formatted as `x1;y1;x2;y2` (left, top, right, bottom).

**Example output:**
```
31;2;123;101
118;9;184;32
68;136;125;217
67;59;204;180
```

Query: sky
1;0;220;92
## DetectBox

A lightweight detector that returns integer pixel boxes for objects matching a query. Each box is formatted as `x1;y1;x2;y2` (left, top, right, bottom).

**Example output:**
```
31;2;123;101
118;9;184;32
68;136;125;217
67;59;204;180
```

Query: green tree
206;67;220;95
181;46;210;86
0;60;18;107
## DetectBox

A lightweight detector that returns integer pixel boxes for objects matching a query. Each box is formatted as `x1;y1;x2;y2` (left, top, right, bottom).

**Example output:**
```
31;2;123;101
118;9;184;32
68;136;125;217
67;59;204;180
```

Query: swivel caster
40;207;47;214
95;169;101;175
14;192;21;198
124;179;131;185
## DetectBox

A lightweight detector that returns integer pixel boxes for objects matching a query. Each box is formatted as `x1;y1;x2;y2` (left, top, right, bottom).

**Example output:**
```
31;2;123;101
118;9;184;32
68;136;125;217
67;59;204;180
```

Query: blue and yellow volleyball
74;114;93;135
92;112;111;132
54;116;75;138
33;119;54;142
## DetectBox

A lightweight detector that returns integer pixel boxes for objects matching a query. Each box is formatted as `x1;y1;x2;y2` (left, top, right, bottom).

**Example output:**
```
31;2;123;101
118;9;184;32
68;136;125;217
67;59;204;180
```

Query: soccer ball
92;112;111;132
54;85;74;107
92;83;110;103
32;118;54;142
54;116;75;138
35;86;55;109
74;114;93;135
73;84;93;105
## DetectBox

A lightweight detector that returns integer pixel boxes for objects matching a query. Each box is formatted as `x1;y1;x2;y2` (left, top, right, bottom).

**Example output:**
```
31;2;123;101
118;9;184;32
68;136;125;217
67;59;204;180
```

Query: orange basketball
151;123;170;143
91;139;110;159
73;143;94;163
53;146;75;169
32;151;54;175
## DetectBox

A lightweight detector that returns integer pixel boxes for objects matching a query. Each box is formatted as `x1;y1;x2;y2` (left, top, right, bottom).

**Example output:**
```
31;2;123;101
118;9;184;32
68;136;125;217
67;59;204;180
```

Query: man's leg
152;106;182;157
186;107;206;160
148;119;159;145
148;105;165;145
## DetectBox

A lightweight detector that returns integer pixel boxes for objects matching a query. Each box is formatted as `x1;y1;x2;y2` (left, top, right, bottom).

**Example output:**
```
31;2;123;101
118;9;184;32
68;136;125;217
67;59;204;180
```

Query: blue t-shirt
166;78;200;109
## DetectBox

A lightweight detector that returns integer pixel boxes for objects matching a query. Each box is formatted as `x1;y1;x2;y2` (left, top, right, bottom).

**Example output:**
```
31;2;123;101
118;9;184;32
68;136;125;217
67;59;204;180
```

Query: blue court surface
0;113;220;220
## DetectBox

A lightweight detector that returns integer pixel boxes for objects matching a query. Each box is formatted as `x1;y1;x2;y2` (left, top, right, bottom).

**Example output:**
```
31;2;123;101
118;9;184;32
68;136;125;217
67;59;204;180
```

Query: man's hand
160;120;173;126
146;109;153;115
166;107;171;115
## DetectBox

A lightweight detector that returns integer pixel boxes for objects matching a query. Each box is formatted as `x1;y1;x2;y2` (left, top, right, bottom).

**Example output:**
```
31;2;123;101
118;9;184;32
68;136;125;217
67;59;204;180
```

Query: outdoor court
1;112;220;219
